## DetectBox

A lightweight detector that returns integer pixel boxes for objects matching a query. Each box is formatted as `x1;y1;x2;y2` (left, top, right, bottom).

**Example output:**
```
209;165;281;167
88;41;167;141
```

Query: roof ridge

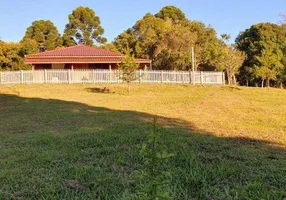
27;45;80;56
27;45;123;57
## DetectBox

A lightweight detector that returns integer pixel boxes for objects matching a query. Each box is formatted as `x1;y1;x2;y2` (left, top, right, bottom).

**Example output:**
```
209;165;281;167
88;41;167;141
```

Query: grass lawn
0;84;286;199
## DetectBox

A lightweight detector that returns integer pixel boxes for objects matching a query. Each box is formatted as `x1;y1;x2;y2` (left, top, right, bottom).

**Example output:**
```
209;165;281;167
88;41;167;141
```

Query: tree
254;48;282;87
220;45;246;85
22;20;62;51
99;43;120;53
118;54;139;95
189;21;224;70
63;6;107;46
113;6;224;71
19;38;39;57
155;5;188;24
0;41;30;71
236;23;286;86
113;28;137;55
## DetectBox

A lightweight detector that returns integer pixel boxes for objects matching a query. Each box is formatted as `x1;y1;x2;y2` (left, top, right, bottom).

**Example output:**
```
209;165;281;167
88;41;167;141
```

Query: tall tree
19;38;39;57
236;23;286;86
189;21;224;70
22;20;62;51
254;48;282;87
155;5;188;24
219;45;246;85
63;6;107;46
113;6;224;71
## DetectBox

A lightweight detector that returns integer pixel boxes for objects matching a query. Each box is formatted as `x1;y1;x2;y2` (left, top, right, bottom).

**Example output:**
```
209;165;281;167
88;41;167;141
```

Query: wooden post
182;71;184;84
21;70;24;84
117;70;120;83
161;71;163;83
0;71;2;84
109;64;112;83
44;69;47;84
68;70;71;84
93;69;96;83
200;71;203;85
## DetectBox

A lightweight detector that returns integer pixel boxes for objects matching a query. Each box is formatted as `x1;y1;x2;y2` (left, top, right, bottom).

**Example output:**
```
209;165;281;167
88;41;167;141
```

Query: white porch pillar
109;64;112;71
71;64;74;70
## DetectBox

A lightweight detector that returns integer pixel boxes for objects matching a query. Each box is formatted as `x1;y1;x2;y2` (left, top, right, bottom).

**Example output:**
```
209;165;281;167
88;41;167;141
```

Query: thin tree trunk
261;79;264;88
246;79;249;87
233;75;237;85
281;82;284;89
228;74;232;85
266;78;270;87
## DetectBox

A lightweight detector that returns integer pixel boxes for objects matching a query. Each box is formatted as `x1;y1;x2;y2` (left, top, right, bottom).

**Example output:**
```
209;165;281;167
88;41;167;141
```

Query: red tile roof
25;45;151;64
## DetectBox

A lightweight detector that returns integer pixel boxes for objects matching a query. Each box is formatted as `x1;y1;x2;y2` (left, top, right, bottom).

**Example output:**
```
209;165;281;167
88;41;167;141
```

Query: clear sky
0;0;285;43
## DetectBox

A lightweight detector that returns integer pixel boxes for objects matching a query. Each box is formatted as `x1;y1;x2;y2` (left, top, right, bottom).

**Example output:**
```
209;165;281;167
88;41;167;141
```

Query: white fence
0;70;225;85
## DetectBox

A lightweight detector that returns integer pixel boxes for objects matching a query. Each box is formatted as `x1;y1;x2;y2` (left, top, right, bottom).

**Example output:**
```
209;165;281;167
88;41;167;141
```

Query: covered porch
33;63;150;70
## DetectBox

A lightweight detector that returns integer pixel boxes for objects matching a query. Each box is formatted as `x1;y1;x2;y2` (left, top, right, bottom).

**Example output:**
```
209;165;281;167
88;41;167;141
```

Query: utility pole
191;47;195;85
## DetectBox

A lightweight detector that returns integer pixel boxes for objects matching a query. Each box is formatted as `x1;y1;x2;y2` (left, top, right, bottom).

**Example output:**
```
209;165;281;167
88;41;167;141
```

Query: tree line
0;5;286;87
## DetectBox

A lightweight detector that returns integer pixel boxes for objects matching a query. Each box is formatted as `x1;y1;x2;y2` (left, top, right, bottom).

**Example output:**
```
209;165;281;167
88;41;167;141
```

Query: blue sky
0;0;285;43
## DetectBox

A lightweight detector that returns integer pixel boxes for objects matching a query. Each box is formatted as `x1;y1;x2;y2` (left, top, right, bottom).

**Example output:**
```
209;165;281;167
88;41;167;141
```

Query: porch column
144;65;147;71
109;64;112;71
32;65;35;70
71;64;74;70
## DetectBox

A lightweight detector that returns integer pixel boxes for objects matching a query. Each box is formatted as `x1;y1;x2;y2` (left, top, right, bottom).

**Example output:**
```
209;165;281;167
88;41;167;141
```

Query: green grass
0;84;286;199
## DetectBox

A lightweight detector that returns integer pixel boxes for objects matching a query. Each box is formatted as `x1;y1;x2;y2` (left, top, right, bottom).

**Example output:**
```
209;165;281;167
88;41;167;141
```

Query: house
24;45;152;70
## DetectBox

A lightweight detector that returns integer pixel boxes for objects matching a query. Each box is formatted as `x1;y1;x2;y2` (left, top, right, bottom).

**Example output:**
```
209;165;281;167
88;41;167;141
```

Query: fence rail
0;70;225;85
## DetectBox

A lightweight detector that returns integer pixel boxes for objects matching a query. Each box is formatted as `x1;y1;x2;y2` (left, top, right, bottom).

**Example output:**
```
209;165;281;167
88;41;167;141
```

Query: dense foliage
113;6;225;71
22;20;62;51
236;23;286;87
119;54;139;94
63;6;107;46
0;41;32;70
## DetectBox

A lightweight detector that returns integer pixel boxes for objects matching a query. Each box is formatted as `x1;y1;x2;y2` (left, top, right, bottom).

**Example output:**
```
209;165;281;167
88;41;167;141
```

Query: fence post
117;70;120;84
200;71;203;85
182;71;184;84
0;71;2;85
68;70;71;84
93;70;96;83
222;71;225;85
44;70;47;84
189;71;192;84
161;71;163;83
139;70;142;83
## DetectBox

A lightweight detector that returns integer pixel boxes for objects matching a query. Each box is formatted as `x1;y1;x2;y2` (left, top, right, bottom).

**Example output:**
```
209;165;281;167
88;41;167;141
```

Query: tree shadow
0;94;285;199
86;87;114;94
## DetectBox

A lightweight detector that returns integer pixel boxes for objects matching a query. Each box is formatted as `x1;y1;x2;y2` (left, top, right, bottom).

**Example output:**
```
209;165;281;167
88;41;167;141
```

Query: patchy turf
0;84;286;199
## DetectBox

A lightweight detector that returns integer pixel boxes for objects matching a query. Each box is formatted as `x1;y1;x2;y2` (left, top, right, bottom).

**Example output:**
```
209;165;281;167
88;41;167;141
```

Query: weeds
137;118;175;199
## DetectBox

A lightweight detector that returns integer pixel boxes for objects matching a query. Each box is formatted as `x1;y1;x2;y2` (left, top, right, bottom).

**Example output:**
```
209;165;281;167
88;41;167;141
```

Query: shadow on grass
0;94;285;200
86;87;114;94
